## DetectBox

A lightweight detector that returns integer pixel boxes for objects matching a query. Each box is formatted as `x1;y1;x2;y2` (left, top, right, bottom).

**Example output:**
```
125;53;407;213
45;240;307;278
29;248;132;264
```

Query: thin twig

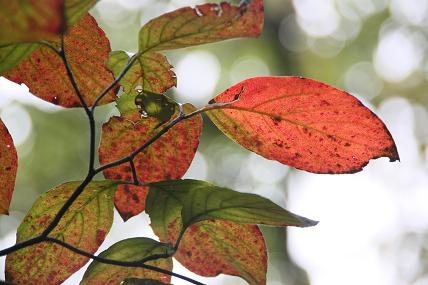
91;53;140;111
94;105;185;174
0;236;204;285
41;175;94;237
59;34;90;115
58;33;97;171
45;237;205;285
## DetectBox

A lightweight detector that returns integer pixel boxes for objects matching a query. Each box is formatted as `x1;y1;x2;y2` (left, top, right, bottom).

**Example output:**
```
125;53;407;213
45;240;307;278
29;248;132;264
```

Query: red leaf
99;105;202;220
5;14;116;108
164;220;267;285
0;120;17;215
207;76;399;174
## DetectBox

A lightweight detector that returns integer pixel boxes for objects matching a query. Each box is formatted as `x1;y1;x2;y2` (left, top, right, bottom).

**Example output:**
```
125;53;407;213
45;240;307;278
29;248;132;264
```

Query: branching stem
0;36;239;285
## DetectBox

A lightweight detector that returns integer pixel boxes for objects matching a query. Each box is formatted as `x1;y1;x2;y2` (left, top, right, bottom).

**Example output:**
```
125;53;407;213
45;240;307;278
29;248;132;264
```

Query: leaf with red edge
207;76;399;174
4;14;116;108
81;238;172;285
0;119;18;215
5;180;117;285
138;0;264;53
98;104;202;221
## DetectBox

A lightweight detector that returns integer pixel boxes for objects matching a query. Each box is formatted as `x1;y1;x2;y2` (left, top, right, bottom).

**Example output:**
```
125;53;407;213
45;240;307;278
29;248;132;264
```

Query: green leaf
5;180;118;285
138;0;264;53
121;279;169;285
106;51;176;112
145;179;315;285
146;180;268;284
81;238;173;285
147;179;317;229
65;0;98;27
0;43;40;74
0;119;18;215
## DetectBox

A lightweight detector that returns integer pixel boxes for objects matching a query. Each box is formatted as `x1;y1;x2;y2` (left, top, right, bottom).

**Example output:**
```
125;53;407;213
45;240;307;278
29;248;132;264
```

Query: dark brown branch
45;237;205;285
59;34;90;115
58;33;97;171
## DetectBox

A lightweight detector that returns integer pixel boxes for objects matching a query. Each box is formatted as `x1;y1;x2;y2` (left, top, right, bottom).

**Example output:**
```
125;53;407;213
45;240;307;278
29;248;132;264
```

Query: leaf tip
0;207;10;216
299;217;319;228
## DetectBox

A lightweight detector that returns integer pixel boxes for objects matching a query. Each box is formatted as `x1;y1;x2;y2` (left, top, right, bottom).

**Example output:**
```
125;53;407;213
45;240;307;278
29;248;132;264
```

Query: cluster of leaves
0;1;399;285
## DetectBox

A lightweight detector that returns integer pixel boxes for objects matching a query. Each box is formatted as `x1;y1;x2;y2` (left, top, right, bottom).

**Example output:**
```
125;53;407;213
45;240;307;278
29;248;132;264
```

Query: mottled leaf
4;14;116;107
145;181;270;284
0;0;97;74
121;278;169;285
207;76;399;174
176;221;266;285
148;179;317;228
0;120;18;215
0;0;64;44
139;0;264;53
81;238;172;285
98;104;202;221
5;180;117;285
107;51;176;113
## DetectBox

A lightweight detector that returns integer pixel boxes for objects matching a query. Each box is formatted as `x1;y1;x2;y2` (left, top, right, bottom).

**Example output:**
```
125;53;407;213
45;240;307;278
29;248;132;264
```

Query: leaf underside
81;238;172;285
98;104;202;221
0;120;18;215
5;181;117;285
207;76;399;174
148;179;317;228
146;180;276;285
139;0;264;52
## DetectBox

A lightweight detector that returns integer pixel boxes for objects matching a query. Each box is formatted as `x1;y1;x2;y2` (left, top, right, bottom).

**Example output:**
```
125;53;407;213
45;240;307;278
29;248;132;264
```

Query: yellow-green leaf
106;50;176;110
0;43;40;74
5;180;117;285
81;238;172;285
